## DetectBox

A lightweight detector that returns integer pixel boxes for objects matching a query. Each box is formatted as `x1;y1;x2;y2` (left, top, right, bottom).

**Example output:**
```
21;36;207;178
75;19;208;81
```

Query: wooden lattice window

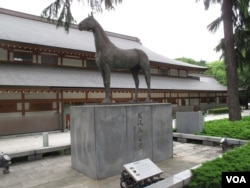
0;103;17;113
41;54;58;65
29;102;53;111
13;51;33;62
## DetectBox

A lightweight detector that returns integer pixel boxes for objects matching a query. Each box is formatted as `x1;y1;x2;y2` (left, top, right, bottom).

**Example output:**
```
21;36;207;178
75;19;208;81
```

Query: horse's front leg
101;68;111;103
144;69;151;103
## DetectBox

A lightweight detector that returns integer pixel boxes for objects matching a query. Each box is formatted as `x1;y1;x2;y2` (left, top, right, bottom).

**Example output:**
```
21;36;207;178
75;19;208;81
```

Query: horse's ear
88;12;94;18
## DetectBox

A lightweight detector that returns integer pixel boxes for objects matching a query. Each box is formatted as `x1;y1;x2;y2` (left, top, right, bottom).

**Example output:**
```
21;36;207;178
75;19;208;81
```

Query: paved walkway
0;110;248;188
0;131;71;154
0;142;222;188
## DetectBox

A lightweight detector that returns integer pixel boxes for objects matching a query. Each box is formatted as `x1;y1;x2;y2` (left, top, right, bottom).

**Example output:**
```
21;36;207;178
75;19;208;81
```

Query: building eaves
0;63;227;91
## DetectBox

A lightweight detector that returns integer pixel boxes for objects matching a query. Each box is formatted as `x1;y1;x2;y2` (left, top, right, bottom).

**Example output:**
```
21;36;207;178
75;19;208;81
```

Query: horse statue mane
79;14;151;103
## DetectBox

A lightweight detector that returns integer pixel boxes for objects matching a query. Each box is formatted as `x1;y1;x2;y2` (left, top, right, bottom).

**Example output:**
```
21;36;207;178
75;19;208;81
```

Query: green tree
209;0;250;69
238;67;250;109
197;0;242;121
175;57;207;67
233;0;250;69
41;0;122;31
205;60;226;85
222;0;241;121
210;0;250;109
205;61;250;109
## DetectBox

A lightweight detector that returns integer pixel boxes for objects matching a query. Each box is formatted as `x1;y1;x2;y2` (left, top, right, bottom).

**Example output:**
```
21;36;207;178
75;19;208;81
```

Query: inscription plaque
123;158;163;182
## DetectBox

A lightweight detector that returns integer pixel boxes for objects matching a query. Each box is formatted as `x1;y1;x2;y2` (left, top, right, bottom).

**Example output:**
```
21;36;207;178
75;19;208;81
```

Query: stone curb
8;145;71;161
173;133;249;146
146;165;201;188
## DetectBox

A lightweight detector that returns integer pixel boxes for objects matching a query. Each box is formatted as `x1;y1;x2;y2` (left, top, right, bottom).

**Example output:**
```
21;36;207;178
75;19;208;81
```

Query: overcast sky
0;0;223;62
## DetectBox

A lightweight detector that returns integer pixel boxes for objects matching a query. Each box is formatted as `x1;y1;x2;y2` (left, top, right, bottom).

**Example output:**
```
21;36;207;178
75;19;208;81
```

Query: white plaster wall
0;48;7;60
25;92;56;99
63;58;82;67
0;91;21;100
63;92;85;99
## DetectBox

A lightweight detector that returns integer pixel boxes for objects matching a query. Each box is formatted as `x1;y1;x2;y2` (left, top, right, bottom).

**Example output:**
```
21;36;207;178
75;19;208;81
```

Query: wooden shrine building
0;8;227;136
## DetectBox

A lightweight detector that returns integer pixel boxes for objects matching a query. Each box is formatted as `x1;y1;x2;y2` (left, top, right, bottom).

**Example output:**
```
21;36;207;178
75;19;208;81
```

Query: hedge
186;142;250;188
208;107;228;114
197;116;250;140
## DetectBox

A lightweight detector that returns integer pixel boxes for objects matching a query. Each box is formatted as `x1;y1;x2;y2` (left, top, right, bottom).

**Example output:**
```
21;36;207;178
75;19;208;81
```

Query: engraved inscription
134;112;144;150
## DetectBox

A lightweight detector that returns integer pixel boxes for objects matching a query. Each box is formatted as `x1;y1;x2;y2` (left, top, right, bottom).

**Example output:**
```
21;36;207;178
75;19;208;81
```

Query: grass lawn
186;116;250;188
197;116;250;140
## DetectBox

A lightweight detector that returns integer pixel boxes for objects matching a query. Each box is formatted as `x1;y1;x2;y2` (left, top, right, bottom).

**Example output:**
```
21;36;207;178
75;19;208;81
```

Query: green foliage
208;107;228;114
172;127;177;132
187;1;250;186
204;60;227;85
41;0;123;32
197;116;250;140
175;57;207;67
41;0;76;31
189;116;250;187
204;60;250;106
186;142;250;188
237;67;250;107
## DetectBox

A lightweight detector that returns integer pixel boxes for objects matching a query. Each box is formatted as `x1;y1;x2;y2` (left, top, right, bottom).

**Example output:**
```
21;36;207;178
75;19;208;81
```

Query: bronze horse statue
79;15;151;103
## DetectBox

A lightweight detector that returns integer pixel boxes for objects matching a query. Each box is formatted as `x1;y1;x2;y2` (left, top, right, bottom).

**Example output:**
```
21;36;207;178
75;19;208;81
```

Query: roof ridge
0;7;141;43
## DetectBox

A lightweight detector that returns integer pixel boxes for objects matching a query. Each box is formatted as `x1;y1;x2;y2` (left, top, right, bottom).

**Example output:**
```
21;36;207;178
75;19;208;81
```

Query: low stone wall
8;145;70;161
173;133;248;147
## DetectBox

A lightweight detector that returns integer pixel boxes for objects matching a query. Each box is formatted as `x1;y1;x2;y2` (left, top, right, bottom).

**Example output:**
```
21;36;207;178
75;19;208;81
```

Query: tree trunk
222;0;242;121
245;85;249;109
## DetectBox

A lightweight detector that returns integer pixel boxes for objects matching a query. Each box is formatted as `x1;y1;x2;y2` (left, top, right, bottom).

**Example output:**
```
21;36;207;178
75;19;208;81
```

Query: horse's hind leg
143;68;151;102
140;60;151;102
137;49;151;102
101;69;111;103
130;67;140;102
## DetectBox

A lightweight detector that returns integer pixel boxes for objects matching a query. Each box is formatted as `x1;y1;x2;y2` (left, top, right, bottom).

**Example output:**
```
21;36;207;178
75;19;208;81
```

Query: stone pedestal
70;103;172;179
176;111;203;134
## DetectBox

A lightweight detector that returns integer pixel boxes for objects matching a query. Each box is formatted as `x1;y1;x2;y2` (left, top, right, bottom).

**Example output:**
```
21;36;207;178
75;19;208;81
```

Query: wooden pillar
86;90;89;101
21;91;25;116
56;91;60;113
60;89;64;132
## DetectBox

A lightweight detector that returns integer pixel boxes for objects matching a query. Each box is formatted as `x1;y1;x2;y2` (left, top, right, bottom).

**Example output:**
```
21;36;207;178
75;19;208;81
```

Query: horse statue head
79;13;97;31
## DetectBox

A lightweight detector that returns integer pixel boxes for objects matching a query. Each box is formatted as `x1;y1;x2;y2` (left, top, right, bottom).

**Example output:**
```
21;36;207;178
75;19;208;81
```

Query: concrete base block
70;103;173;179
176;112;204;134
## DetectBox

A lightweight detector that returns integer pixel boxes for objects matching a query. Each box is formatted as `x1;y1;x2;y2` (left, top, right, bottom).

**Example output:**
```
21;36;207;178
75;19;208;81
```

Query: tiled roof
0;63;227;91
0;8;206;70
